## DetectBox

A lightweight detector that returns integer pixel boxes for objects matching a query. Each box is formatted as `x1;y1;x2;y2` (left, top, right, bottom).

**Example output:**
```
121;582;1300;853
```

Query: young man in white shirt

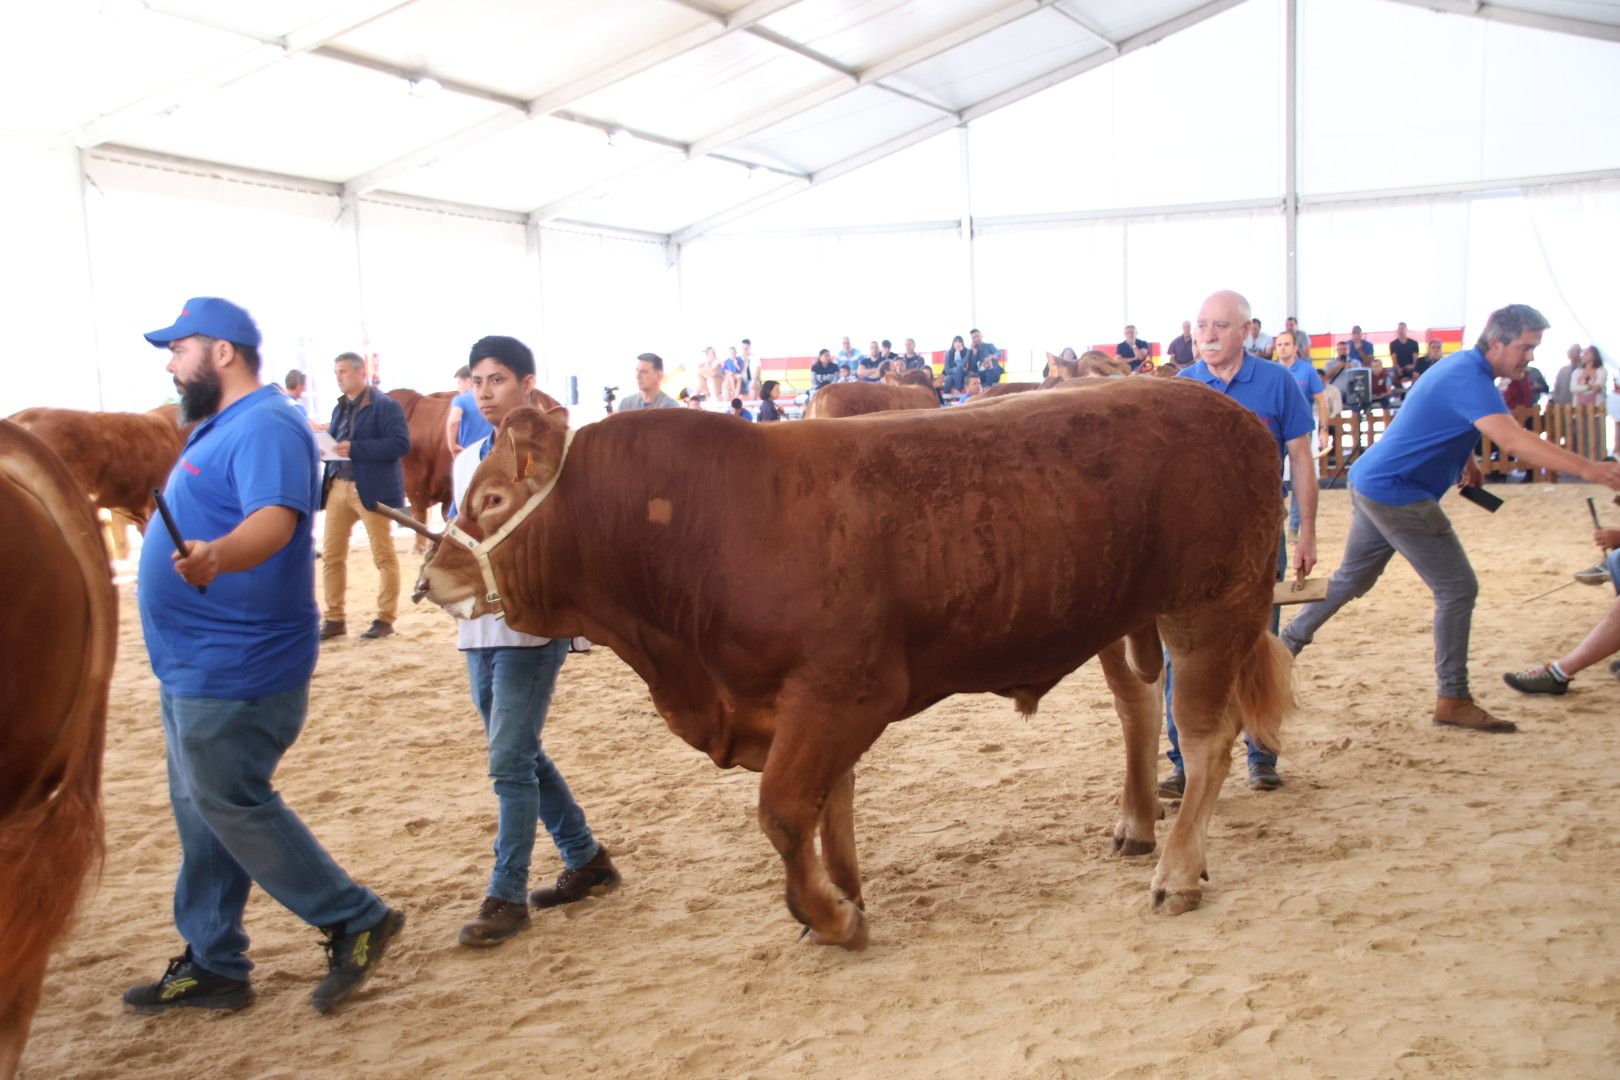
452;335;619;947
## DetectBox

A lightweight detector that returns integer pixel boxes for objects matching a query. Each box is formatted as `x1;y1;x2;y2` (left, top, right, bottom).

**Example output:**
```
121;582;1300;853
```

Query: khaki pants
321;479;399;624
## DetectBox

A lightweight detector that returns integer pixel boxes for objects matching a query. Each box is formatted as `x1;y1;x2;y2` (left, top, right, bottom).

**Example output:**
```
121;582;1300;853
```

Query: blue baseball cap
144;297;262;348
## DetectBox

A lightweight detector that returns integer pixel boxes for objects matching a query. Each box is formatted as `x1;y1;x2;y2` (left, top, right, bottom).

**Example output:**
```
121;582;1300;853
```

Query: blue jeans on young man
161;684;386;981
1607;546;1620;593
465;641;599;905
1165;534;1288;773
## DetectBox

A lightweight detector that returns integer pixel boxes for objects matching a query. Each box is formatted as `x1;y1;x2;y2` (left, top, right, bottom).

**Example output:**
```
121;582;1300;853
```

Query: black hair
284;369;305;390
730;397;743;410
761;380;779;400
741;338;751;346
469;336;535;379
197;335;261;374
637;351;665;373
881;339;891;349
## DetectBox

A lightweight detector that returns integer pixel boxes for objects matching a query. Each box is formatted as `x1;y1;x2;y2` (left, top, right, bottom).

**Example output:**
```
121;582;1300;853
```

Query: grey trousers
1281;486;1478;698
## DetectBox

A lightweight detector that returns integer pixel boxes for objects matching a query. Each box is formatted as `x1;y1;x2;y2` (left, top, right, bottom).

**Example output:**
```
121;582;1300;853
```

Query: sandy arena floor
18;483;1620;1079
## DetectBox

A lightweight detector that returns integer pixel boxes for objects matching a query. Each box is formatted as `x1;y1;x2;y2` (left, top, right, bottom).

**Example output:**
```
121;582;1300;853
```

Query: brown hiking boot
529;847;620;909
1432;695;1516;734
457;897;531;947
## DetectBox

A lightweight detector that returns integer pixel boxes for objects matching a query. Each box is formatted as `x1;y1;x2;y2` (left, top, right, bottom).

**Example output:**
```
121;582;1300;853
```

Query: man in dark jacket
320;352;410;641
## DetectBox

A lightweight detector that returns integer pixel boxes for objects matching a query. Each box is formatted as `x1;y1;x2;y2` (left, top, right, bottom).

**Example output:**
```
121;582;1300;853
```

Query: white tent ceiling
11;0;1617;241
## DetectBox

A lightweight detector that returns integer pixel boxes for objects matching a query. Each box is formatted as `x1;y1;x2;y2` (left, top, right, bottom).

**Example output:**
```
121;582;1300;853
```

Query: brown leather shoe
319;620;346;641
1432;695;1516;734
457;897;530;947
528;847;620;909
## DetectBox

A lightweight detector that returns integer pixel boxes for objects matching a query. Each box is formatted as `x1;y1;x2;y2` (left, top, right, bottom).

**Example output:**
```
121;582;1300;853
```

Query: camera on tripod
1344;368;1372;411
602;385;619;412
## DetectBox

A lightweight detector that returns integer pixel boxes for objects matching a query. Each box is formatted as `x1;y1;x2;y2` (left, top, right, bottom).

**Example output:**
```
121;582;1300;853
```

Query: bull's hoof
1112;834;1155;857
803;906;869;950
1151;888;1202;915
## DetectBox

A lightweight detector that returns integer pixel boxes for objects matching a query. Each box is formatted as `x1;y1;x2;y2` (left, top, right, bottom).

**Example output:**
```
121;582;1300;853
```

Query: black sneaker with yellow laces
311;907;405;1014
123;950;254;1013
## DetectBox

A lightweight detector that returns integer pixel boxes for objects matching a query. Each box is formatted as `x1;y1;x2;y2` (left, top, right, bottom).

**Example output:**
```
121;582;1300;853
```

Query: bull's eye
484;493;504;509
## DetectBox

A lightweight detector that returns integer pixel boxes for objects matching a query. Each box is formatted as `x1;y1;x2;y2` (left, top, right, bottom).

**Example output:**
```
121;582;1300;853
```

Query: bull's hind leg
1098;632;1164;857
1150;634;1247;915
758;729;877;950
817;769;862;912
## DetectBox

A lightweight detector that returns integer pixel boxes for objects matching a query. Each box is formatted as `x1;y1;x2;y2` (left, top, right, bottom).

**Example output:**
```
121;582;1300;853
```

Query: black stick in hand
152;488;206;595
1588;497;1601;530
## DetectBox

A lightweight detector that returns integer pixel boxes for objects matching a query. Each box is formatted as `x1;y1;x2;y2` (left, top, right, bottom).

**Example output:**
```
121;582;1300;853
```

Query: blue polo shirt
1349;347;1507;505
453;389;493;447
139;385;321;699
1177;353;1315;462
1287;358;1325;409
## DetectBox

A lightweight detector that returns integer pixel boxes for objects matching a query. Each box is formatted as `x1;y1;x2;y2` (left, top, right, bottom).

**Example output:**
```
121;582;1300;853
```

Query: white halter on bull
443;427;575;617
379;427;575;618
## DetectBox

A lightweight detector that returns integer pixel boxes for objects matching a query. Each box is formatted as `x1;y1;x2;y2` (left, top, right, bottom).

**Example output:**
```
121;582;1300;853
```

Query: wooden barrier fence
1318;403;1610;483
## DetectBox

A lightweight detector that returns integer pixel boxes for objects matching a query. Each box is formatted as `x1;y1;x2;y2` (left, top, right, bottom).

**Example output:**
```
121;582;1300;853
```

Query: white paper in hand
315;430;348;461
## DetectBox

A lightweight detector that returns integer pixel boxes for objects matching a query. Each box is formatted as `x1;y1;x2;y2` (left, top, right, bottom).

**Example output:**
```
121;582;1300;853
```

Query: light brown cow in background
0;421;116;1079
387;389;456;551
802;381;938;419
410;381;1292;952
7;404;188;559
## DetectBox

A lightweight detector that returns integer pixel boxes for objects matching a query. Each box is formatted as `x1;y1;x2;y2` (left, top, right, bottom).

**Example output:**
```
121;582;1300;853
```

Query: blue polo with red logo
1178;352;1314;462
139;385;321;698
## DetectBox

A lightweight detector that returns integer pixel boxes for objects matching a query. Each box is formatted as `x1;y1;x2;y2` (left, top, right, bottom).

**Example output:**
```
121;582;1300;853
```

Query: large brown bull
7;404;186;526
408;381;1290;949
0;421;117;1079
387;389;455;551
802;381;938;419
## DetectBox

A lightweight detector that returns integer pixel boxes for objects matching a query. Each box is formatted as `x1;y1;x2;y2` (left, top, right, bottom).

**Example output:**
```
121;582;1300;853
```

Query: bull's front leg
757;735;870;950
1098;635;1163;857
817;769;862;911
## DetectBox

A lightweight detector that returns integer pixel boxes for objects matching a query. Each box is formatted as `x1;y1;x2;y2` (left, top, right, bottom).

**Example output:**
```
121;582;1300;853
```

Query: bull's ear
506;426;533;482
530;388;570;425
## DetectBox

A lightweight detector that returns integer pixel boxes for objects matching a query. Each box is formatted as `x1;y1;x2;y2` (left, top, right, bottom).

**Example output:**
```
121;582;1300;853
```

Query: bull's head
410;401;572;624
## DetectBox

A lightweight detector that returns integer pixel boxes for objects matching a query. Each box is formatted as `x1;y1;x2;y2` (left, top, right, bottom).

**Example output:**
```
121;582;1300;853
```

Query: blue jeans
162;684;385;981
1282;487;1477;698
1285;481;1302;533
465;642;598;903
1166;534;1288;772
1607;547;1620;593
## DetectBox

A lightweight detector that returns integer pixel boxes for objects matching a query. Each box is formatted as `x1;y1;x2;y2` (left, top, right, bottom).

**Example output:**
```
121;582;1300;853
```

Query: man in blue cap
126;297;403;1015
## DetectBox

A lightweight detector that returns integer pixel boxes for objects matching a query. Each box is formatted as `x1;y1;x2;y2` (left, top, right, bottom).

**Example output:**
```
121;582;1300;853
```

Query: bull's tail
1236;631;1293;755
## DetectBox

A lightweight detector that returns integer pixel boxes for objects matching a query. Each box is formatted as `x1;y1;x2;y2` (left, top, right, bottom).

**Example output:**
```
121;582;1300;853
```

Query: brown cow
802;381;938;419
977;380;1041;399
0;421;116;1079
410;381;1290;949
7;404;186;527
387;389;455;551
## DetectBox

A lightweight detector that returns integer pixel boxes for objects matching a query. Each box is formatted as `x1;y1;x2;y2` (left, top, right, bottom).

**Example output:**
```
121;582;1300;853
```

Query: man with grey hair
1160;289;1317;795
1282;304;1620;733
320;352;410;641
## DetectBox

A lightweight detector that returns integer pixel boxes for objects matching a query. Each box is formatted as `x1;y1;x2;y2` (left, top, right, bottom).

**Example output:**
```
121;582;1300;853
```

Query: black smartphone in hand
1458;485;1503;513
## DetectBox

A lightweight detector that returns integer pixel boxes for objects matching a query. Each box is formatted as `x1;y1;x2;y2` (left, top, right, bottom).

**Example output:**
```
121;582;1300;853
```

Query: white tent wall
1295;198;1473;333
1464;180;1620;382
535;226;679;411
676;228;966;376
79;153;357;416
354;199;537;397
0;135;98;416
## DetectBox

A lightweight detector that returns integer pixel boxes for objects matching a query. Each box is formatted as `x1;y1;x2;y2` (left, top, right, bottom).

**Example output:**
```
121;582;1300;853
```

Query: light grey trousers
1281;486;1478;698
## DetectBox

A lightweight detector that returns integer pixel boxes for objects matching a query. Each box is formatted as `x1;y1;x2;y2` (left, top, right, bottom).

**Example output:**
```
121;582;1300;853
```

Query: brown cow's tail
1236;631;1293;756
